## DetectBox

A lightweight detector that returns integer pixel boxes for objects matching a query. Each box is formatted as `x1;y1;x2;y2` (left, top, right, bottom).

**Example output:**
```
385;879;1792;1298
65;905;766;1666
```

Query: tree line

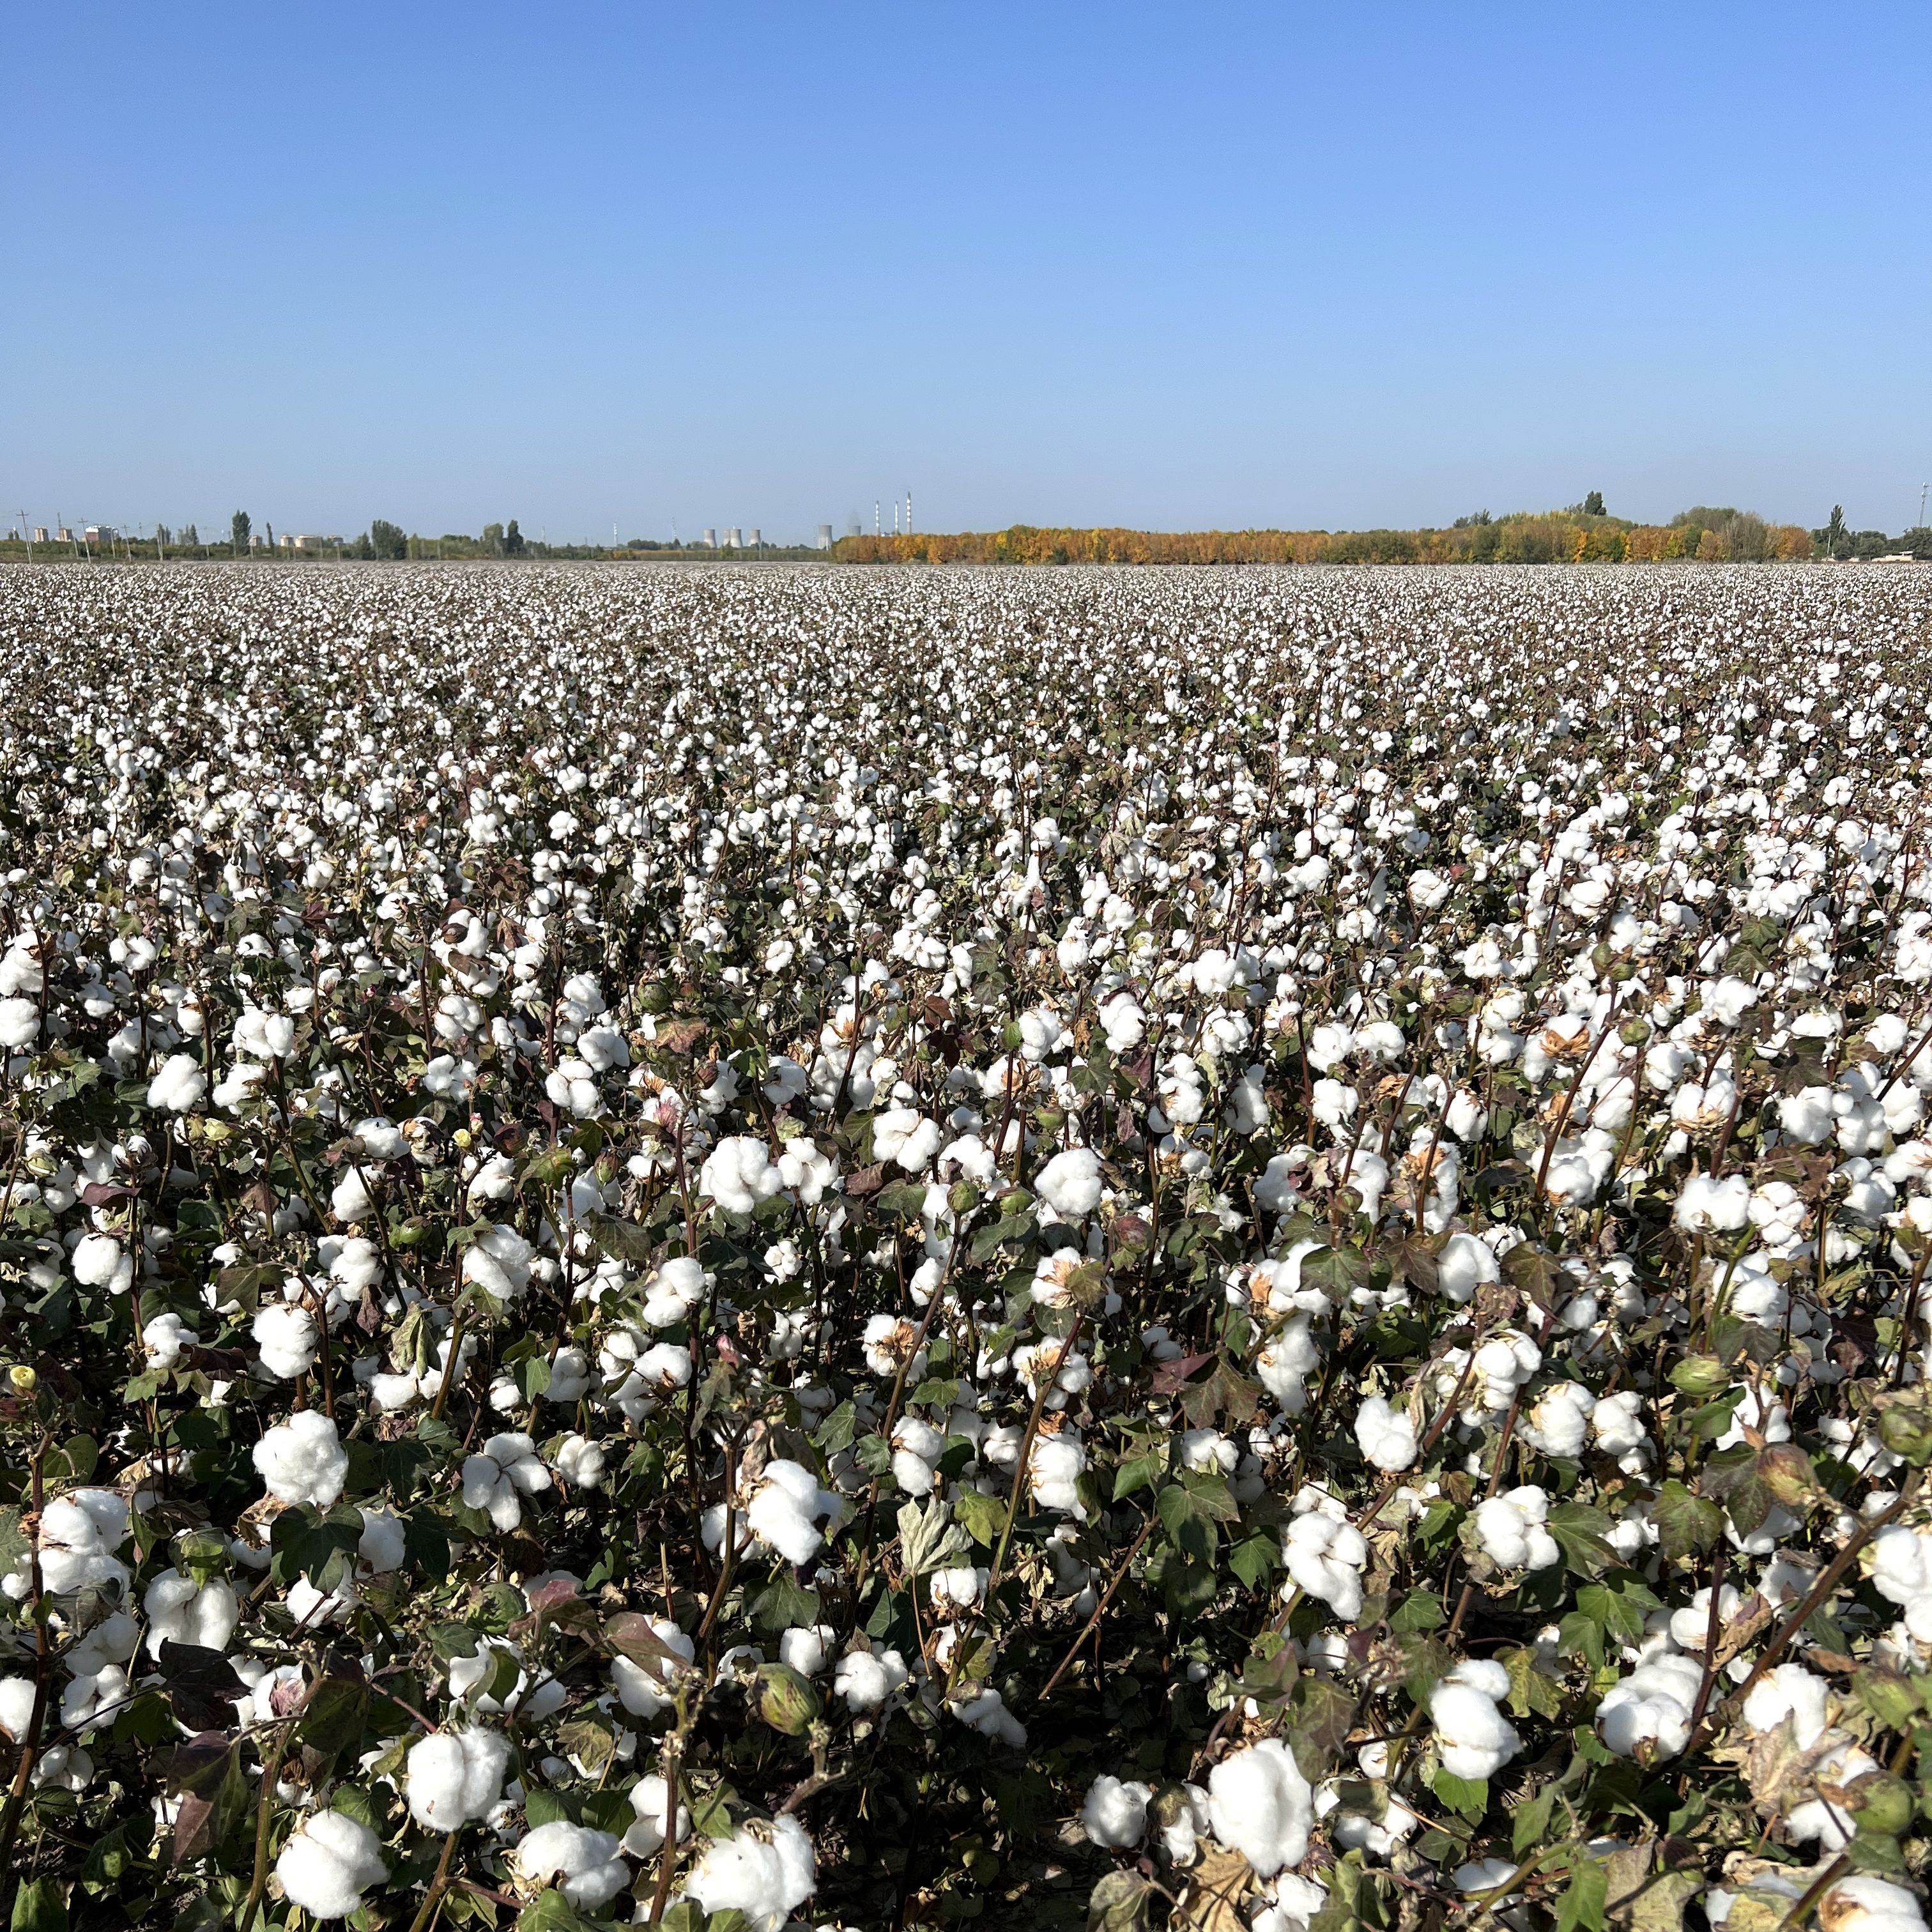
832;502;1932;567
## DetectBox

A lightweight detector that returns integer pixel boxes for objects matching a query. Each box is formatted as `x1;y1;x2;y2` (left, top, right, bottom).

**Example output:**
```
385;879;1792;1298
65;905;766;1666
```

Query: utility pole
15;512;29;563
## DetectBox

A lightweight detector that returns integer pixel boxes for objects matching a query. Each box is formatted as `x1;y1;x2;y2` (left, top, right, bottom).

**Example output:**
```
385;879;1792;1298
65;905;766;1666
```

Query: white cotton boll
1034;1146;1103;1218
144;1570;240;1658
543;1346;592;1402
642;1255;706;1329
252;1410;348;1508
1082;1774;1153;1847
1779;1087;1835;1146
72;1233;131;1294
747;1459;839;1566
274;1809;388;1919
611;1620;696;1717
1430;1661;1521;1780
778;1625;836;1676
832;1646;908;1712
951;1685;1027;1745
510;1821;630;1910
686;1814;817;1932
33;1491;130;1596
463;1222;535;1302
1821;1877;1927;1932
1675;1174;1751;1233
1597;1652;1703;1759
330;1167;374;1225
1743;1664;1832;1749
1436;1230;1499;1304
0;998;39;1049
142;1312;194;1370
251;1303;318;1380
1027;1433;1088;1517
1870;1526;1932;1607
461;1432;551;1532
1592;1391;1648;1460
555;1434;607;1489
146;1052;206;1112
873;1107;942;1173
623;1772;691;1856
700;1135;783;1214
1283;1513;1367;1620
1473;1487;1560;1570
1206;1738;1313;1877
1353;1395;1417;1472
0;1679;36;1742
406;1726;512;1831
1256;1316;1321;1414
1520;1383;1594;1460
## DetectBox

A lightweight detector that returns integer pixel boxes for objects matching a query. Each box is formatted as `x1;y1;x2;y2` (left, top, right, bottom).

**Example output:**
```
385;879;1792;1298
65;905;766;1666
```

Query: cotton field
6;560;1932;1932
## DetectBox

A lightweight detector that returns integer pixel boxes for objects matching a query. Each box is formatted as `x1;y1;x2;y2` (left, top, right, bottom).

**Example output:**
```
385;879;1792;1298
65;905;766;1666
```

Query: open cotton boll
252;1410;348;1508
700;1135;783;1214
406;1725;511;1830
144;1570;240;1658
33;1490;130;1597
462;1222;535;1302
1034;1146;1103;1218
1283;1512;1367;1620
1520;1382;1595;1460
1675;1173;1751;1233
832;1645;908;1712
611;1618;696;1717
1027;1431;1089;1517
146;1052;206;1112
1257;1316;1321;1414
949;1685;1027;1746
1430;1660;1522;1780
1596;1651;1704;1759
686;1813;817;1932
1353;1395;1417;1472
461;1432;551;1531
891;1417;945;1494
250;1302;318;1379
141;1311;194;1370
746;1458;841;1565
72;1233;132;1296
1473;1487;1560;1570
641;1256;707;1329
1820;1876;1928;1932
777;1624;837;1676
1255;1873;1331;1932
274;1809;387;1919
622;1772;691;1856
1206;1738;1313;1877
1082;1774;1153;1847
510;1820;630;1910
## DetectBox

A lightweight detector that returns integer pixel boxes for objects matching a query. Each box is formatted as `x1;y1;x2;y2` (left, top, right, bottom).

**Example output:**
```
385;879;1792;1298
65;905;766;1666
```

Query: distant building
31;528;47;544
702;528;716;548
56;527;72;543
724;527;743;549
282;533;335;553
746;527;762;548
816;524;833;550
84;525;115;546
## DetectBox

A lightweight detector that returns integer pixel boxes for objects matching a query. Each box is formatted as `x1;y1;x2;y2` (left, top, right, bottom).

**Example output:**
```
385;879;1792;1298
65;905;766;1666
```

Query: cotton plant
7;564;1932;1925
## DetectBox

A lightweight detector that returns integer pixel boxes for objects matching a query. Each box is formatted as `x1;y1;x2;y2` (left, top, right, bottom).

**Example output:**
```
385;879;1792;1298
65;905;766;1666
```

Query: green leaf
1577;1572;1662;1647
1653;1481;1722;1561
10;1881;66;1932
1556;1859;1609;1932
1545;1500;1616;1576
1513;1786;1555;1857
1431;1768;1489;1818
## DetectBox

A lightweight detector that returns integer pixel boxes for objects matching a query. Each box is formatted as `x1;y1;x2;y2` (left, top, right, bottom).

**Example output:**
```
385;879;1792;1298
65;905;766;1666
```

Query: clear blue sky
5;4;1928;544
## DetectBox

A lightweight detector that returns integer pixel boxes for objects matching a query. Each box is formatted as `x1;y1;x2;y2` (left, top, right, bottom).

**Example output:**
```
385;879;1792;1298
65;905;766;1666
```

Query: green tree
369;519;407;561
481;522;504;554
1581;490;1606;517
503;518;526;556
231;510;250;553
1821;504;1849;558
